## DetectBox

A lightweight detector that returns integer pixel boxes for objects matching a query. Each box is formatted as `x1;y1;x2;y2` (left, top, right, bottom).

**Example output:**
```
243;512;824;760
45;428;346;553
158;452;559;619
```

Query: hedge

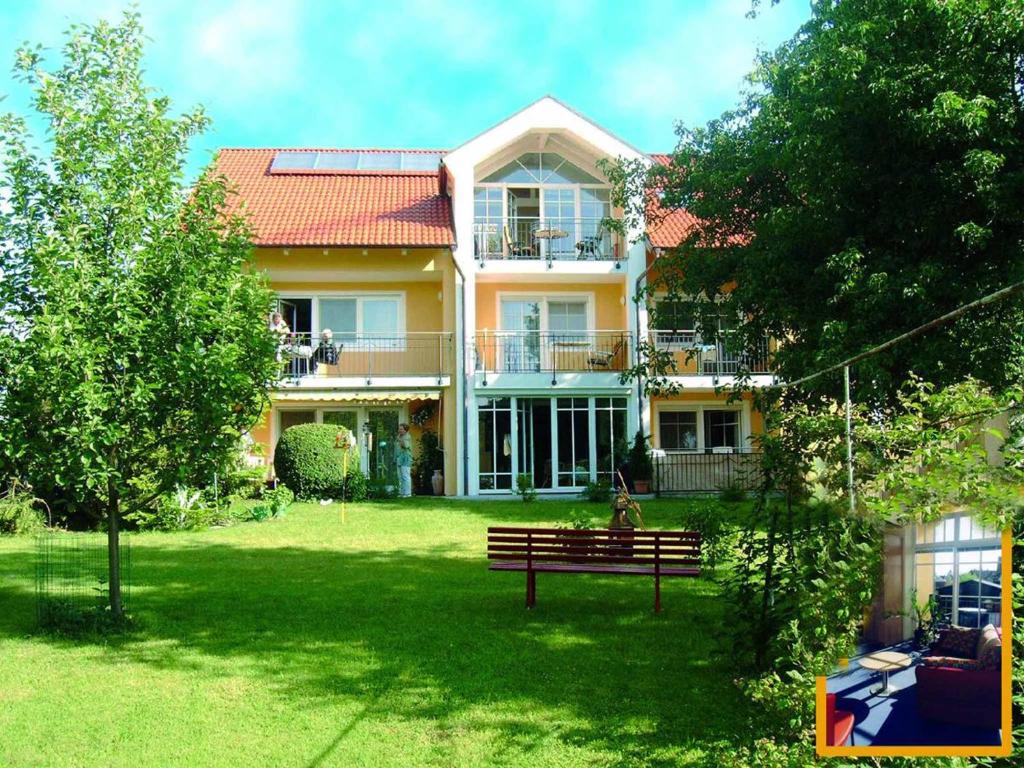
273;424;359;500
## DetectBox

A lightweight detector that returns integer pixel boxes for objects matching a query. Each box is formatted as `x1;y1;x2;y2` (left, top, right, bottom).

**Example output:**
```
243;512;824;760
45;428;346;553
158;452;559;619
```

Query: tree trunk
107;481;123;618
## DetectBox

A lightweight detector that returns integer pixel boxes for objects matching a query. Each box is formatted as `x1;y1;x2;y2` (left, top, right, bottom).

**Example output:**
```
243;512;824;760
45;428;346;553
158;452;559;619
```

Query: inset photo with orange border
816;517;1012;757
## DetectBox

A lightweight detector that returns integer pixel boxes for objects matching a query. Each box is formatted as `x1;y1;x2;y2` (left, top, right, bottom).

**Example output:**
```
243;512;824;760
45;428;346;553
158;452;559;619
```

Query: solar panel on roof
269;151;318;171
269;150;443;172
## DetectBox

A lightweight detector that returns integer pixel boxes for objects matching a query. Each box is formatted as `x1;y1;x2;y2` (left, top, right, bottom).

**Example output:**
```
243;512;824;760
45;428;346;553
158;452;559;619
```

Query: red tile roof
645;153;701;249
215;149;455;248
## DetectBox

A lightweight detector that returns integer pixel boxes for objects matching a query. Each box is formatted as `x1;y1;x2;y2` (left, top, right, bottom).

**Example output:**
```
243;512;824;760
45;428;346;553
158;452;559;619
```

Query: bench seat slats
486;543;700;557
489;562;700;576
487;553;700;566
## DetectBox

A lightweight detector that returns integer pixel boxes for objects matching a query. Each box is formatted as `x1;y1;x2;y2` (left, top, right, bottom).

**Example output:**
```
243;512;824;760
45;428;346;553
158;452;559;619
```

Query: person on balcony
396;423;414;497
312;328;338;372
269;311;290;362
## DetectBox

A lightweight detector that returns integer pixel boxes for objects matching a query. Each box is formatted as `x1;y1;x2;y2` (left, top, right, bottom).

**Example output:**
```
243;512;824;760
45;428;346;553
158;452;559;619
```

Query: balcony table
533;228;569;241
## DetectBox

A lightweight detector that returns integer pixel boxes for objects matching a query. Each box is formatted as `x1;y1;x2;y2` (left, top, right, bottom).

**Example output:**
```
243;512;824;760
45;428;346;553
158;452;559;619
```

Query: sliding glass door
477;395;627;492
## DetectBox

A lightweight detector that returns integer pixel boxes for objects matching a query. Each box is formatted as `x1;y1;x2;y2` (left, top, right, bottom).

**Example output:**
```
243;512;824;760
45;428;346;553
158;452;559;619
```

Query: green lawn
0;499;753;768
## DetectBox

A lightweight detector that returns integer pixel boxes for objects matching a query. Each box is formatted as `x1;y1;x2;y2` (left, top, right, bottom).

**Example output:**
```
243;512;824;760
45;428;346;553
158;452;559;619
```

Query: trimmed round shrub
274;424;357;500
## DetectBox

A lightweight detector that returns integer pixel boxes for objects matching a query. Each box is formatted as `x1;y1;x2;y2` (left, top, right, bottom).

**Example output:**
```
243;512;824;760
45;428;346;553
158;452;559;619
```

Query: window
556;397;591;487
595;397;628;481
478;398;513;490
279;410;316;433
280;295;403;344
481;153;602;185
654;299;697;345
914;515;1002;629
547;301;587;340
660;411;698;452
705;410;740;450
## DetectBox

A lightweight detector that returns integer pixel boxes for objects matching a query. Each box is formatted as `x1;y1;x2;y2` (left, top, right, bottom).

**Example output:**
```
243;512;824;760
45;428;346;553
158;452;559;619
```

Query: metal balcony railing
474;330;631;383
653;452;764;494
277;331;453;384
473;216;621;263
649;331;772;377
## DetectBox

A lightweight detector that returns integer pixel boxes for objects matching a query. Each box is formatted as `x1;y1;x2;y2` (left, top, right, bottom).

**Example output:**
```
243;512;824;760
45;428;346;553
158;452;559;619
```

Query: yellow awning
273;391;439;403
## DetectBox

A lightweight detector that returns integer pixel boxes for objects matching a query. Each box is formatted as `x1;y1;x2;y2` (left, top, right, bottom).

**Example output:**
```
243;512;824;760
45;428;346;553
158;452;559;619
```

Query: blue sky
0;0;811;179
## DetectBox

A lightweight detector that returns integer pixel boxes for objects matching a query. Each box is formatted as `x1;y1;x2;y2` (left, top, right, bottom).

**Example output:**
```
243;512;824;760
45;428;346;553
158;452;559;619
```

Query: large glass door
500;299;541;372
541;188;577;260
367;408;401;483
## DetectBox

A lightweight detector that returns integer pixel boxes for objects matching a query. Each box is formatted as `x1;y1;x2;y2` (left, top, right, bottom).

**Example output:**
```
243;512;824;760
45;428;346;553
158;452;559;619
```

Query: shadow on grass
0;528;750;767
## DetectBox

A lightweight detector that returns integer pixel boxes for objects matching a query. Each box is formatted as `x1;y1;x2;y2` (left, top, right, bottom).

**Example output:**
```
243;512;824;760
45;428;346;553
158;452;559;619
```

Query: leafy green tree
0;14;279;617
608;0;1024;405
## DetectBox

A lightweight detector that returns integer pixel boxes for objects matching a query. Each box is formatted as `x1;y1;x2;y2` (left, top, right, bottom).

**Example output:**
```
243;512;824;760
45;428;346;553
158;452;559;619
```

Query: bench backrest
487;527;701;568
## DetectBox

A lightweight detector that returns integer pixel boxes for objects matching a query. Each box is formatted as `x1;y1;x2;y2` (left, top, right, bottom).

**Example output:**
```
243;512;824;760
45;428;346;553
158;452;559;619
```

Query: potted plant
627;430;654;494
910;587;939;650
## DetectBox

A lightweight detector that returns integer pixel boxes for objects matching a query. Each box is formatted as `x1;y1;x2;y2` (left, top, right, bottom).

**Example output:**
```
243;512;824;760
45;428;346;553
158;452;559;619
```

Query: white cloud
184;0;304;101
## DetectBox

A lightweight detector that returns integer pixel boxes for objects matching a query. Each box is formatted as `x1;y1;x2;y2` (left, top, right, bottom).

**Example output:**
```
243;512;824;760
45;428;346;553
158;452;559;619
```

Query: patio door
366;408;401;482
500;299;541;372
541;188;576;260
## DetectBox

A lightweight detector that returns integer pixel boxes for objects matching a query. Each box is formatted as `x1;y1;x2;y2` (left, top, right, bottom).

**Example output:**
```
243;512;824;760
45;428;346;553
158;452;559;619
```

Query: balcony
649;331;773;379
473;217;622;264
278;332;454;385
474;330;631;384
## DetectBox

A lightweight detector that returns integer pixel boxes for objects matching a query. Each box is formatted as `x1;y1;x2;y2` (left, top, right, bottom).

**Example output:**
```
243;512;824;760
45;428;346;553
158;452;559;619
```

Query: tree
0;13;279;617
608;0;1024;405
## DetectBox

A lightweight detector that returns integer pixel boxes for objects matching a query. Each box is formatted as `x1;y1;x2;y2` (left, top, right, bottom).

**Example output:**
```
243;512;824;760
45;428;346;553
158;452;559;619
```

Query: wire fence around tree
35;533;131;628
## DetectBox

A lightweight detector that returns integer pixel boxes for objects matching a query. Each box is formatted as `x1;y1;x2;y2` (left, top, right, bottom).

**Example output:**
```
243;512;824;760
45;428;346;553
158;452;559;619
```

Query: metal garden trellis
768;279;1024;512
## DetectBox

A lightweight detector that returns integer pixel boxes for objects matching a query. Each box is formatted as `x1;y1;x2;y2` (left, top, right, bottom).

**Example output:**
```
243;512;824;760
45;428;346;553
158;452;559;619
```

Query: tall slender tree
0;13;279;617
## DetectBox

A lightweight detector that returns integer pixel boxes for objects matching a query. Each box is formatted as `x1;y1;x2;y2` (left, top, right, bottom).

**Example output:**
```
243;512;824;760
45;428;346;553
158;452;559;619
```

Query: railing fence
653;452;764;495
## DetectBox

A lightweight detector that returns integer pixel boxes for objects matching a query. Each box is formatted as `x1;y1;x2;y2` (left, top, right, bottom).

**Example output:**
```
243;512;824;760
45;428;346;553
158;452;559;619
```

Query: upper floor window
481;153;602;185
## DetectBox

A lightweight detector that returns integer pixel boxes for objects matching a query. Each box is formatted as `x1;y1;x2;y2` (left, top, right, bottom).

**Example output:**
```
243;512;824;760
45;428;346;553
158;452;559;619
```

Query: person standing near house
396;423;413;497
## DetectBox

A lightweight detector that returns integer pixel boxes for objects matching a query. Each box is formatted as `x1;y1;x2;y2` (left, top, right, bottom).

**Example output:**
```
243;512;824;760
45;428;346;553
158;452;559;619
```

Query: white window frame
495;292;596;334
911;515;1002;629
475;395;629;494
275;291;407;349
653;401;752;453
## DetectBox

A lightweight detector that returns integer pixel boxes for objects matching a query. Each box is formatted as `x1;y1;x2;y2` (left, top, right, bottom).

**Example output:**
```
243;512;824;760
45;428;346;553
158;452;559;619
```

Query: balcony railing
278;331;453;384
474;330;631;382
653;451;764;494
649;331;772;377
473;216;622;263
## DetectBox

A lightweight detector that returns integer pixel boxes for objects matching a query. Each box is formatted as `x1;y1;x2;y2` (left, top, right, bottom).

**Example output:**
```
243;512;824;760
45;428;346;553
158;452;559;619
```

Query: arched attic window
481;152;602;184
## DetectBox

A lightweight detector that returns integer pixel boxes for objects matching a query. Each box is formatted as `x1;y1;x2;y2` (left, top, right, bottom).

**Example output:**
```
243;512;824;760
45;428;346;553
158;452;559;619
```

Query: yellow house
216;98;776;496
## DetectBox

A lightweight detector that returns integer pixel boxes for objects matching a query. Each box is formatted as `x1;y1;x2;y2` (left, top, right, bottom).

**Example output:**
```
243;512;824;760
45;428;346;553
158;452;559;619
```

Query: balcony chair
503;225;535;259
576;233;604;260
825;693;855;746
587;336;625;370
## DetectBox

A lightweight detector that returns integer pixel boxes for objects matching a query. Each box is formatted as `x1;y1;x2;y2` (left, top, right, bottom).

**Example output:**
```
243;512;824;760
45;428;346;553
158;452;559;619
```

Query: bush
627;430;653;484
580;480;612;503
0;484;47;535
343;469;368;502
413;429;444;495
678;500;738;573
274;424;358;500
249;484;294;521
516;473;537;502
718;481;747;504
128;485;217;531
220;466;267;500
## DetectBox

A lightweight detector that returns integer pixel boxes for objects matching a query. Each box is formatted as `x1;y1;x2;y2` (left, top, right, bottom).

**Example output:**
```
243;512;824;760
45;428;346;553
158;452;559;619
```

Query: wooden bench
487;527;701;612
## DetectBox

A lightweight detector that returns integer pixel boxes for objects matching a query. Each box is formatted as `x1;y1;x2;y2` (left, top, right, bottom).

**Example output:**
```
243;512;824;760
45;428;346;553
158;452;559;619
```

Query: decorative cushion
933;625;982;659
922;655;982;671
975;624;1002;671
